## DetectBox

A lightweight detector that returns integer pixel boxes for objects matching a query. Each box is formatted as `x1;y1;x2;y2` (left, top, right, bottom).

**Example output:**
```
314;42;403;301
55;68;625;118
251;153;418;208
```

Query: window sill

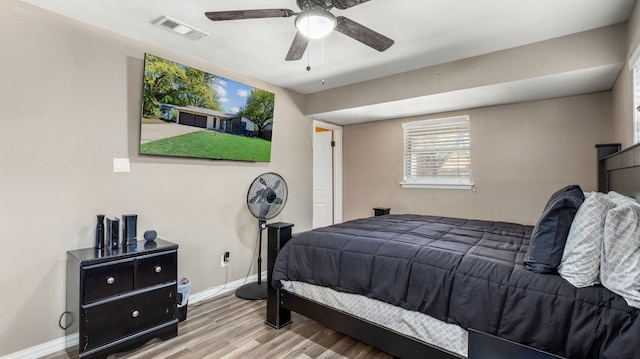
400;182;474;190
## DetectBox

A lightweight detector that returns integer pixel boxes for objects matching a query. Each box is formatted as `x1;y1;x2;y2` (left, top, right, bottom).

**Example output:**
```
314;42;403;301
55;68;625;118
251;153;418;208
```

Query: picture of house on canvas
140;53;275;162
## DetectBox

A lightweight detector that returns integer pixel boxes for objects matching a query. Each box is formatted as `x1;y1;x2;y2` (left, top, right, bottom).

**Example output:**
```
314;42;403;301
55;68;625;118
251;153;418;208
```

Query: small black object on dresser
143;229;157;242
65;239;179;359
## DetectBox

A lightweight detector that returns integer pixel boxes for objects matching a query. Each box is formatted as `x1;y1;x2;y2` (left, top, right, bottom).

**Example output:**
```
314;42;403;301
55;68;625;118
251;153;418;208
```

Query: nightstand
373;207;391;216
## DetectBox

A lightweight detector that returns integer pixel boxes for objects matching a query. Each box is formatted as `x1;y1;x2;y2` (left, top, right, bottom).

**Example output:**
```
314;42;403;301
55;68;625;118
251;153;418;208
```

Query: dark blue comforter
271;214;640;358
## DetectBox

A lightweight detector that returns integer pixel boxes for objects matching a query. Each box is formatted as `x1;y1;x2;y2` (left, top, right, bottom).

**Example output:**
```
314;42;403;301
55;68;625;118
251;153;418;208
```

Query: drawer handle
131;310;140;318
155;266;162;273
106;276;115;285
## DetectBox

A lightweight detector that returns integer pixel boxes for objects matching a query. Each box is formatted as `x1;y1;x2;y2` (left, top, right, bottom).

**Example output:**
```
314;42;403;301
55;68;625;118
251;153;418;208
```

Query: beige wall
343;93;612;225
612;61;633;148
612;1;639;148
0;1;312;355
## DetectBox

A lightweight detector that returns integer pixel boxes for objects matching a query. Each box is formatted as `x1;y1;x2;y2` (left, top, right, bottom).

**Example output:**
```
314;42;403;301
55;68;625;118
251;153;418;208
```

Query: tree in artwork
238;89;275;139
142;54;222;118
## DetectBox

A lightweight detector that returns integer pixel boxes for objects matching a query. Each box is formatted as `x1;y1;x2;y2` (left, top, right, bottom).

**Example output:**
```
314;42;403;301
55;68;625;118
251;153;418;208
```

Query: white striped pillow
600;191;640;309
558;192;613;287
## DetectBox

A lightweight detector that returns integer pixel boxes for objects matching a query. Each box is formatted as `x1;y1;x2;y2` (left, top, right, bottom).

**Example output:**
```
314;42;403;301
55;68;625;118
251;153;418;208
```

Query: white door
313;129;333;228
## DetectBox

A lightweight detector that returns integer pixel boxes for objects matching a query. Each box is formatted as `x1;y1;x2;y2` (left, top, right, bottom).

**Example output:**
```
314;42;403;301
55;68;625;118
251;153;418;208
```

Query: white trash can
176;275;191;322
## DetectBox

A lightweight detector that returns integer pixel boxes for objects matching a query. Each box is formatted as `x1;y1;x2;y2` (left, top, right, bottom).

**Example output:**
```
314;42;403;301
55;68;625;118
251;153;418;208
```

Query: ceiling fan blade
286;31;309;61
205;9;294;21
335;16;394;52
332;0;370;10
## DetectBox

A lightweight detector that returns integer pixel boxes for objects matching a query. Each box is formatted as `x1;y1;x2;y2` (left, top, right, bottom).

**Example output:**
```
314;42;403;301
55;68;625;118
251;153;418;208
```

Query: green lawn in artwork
141;130;271;162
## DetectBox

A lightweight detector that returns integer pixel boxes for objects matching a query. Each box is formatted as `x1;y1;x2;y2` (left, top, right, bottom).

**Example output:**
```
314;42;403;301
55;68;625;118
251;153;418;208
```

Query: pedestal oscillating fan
236;172;288;300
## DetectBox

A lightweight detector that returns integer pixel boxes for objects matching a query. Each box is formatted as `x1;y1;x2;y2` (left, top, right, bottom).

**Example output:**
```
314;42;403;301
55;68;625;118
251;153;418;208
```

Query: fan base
235;281;267;300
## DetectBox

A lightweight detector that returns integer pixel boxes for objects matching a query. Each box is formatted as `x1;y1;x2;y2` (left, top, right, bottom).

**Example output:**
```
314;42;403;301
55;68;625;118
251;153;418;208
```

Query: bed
265;143;640;359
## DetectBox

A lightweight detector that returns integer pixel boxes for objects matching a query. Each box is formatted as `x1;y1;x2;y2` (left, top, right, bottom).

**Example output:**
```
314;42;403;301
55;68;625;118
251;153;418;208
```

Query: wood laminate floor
43;294;393;359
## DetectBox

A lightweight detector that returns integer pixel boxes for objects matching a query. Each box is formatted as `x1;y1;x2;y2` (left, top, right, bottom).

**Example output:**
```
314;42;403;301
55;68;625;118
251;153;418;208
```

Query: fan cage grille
247;172;288;220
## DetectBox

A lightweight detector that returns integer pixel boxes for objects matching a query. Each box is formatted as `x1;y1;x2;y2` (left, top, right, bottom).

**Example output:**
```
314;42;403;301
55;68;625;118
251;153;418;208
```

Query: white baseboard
0;271;267;359
188;271;266;304
0;335;75;359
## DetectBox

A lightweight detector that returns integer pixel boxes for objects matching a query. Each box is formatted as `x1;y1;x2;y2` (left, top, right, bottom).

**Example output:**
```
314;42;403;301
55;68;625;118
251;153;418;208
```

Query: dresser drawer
82;260;134;303
81;284;176;352
136;251;177;289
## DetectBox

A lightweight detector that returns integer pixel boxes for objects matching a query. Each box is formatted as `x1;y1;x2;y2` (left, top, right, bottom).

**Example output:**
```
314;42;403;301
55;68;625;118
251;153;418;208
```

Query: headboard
600;142;640;201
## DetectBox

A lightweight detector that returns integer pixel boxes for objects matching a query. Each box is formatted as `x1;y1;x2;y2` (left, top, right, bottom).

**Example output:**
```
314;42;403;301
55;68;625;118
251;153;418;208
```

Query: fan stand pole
256;220;264;285
235;220;268;300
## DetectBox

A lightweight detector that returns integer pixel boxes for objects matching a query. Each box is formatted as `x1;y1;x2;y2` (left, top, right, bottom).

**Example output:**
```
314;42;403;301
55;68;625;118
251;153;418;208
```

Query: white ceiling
17;0;637;124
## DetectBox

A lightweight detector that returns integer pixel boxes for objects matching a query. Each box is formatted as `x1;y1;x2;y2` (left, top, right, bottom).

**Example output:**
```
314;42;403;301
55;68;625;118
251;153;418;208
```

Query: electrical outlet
220;251;230;267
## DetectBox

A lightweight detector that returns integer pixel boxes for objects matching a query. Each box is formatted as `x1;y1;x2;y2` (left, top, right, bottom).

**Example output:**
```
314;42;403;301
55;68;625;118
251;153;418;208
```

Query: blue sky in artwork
214;77;254;115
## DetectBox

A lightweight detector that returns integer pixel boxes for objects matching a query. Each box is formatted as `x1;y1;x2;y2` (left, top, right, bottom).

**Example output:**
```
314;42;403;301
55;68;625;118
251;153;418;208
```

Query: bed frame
265;142;640;359
599;142;640;200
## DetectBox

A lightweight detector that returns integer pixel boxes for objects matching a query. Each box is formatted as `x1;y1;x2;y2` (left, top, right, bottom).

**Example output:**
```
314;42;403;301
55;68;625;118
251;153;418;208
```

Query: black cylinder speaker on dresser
122;214;137;246
106;217;120;249
95;214;105;249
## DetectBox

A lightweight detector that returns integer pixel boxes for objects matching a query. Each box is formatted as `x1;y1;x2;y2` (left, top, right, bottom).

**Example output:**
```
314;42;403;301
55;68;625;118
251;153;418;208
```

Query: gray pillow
601;191;640;309
558;192;613;287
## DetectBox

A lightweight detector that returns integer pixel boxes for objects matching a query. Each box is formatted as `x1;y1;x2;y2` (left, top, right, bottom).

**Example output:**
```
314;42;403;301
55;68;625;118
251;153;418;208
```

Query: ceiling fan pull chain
306;37;312;71
321;39;326;85
306;17;312;72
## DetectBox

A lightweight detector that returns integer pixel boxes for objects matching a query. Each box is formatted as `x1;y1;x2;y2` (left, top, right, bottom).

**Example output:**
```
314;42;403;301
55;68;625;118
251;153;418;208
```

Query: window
633;57;640;144
401;116;472;189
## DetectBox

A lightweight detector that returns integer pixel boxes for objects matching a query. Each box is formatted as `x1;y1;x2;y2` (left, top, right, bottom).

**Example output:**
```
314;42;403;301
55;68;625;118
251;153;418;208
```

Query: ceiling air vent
153;16;208;41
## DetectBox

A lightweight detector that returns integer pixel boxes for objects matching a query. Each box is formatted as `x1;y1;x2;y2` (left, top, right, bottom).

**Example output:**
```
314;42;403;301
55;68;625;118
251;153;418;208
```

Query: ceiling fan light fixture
295;8;336;39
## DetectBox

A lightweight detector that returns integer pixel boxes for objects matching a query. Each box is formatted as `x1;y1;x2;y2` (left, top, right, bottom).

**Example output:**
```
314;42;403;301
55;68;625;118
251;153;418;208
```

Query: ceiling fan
205;0;394;61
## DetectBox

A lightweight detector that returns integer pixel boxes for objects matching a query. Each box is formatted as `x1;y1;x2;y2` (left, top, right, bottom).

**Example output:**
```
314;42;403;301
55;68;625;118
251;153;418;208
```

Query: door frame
312;119;343;225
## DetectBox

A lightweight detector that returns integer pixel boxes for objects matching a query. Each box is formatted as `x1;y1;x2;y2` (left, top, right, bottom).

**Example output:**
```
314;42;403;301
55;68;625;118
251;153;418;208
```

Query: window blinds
402;116;471;186
633;64;640;144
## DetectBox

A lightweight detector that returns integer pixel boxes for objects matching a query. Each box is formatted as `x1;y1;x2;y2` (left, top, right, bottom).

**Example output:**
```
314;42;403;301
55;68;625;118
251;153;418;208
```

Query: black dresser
65;239;179;358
